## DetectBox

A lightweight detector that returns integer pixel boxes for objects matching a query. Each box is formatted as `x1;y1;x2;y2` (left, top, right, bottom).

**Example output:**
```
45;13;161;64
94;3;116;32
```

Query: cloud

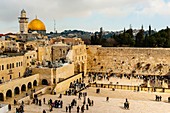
135;0;170;16
0;0;170;33
0;0;170;22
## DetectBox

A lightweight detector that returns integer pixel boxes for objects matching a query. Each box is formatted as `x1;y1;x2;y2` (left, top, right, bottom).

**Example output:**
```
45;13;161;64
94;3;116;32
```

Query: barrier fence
89;83;170;93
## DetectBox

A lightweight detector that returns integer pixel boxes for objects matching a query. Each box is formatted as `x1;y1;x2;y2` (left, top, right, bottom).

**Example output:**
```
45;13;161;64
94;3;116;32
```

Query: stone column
50;69;54;85
19;87;22;94
11;90;15;98
162;79;168;88
3;93;6;101
147;79;150;87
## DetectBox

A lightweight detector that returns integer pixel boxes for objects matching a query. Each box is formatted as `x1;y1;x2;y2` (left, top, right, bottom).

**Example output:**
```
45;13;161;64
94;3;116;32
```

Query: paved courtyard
7;87;170;113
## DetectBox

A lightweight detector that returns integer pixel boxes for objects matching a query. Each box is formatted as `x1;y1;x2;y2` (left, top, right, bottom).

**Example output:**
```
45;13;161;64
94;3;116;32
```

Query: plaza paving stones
7;87;170;113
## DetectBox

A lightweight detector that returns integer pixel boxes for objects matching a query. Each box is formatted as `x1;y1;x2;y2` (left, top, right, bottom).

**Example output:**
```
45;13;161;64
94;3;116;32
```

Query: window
12;63;14;68
82;56;83;60
2;65;4;70
10;64;12;69
19;72;20;77
16;62;18;67
30;56;31;58
27;63;29;66
27;56;29;59
21;62;22;66
19;62;20;66
10;75;12;79
7;64;9;69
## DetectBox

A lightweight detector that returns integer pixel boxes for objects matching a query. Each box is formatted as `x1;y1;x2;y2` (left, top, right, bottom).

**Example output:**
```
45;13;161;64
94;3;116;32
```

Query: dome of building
28;18;46;31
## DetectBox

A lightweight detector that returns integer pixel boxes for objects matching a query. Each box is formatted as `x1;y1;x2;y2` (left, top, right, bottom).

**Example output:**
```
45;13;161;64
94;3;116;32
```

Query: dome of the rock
28;18;46;31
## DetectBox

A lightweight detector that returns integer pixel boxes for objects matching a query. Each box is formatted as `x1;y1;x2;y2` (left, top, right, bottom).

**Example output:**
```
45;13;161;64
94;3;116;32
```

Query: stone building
0;54;39;101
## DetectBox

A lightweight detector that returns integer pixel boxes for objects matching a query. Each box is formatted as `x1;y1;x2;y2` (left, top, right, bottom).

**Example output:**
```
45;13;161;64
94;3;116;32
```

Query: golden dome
28;18;46;31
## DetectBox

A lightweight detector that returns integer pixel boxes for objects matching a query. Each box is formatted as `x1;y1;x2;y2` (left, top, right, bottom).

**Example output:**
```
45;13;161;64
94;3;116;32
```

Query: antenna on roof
54;19;56;33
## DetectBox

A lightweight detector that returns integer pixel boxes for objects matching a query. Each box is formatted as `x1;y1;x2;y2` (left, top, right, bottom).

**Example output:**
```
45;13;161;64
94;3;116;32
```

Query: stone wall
51;45;70;61
87;46;170;76
37;46;51;63
56;63;74;83
55;73;82;93
32;68;54;85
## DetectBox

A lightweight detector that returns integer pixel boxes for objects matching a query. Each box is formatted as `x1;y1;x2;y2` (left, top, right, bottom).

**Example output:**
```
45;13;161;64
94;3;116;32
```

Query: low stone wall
89;83;170;93
18;86;52;104
55;73;82;94
17;96;30;105
0;104;8;113
32;86;52;98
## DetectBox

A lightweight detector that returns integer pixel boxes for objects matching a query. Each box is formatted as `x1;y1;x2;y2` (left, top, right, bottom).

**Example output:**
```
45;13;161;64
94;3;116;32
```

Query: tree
135;29;144;47
149;25;152;36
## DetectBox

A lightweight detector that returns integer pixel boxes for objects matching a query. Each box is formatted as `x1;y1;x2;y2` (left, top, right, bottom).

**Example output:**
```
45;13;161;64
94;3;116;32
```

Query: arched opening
14;87;20;95
0;93;4;101
21;84;26;92
33;80;37;86
27;82;32;89
76;79;78;83
42;79;48;85
6;90;12;98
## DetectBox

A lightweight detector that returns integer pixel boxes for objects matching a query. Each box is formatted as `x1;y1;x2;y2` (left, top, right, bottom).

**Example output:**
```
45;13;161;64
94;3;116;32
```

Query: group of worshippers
66;82;86;96
32;96;42;106
50;99;63;108
14;100;24;113
65;92;94;113
65;89;77;96
155;95;162;101
31;96;49;113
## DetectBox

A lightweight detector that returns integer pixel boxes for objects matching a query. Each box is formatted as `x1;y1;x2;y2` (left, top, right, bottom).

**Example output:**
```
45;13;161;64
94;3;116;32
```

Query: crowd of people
6;74;167;113
155;95;162;101
65;92;94;113
14;100;25;113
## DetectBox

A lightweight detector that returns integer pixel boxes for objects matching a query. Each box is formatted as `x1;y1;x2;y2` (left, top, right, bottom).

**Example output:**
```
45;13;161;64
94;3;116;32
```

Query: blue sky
0;0;170;33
